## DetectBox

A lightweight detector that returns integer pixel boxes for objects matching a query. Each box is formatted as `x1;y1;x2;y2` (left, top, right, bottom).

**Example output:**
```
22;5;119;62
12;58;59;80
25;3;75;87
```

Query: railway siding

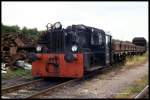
135;85;149;99
1;78;70;99
39;62;148;98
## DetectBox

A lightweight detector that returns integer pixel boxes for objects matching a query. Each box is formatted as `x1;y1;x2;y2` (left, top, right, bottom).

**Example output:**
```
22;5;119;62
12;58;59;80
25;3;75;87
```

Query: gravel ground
40;62;148;99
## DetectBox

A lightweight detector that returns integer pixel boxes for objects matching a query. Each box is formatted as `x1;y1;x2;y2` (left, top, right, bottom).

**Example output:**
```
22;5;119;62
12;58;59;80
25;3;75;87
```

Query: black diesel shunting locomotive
31;22;147;78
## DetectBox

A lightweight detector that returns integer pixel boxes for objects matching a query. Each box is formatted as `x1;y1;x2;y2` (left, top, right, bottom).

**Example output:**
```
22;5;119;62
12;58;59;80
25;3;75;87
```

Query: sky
2;1;148;41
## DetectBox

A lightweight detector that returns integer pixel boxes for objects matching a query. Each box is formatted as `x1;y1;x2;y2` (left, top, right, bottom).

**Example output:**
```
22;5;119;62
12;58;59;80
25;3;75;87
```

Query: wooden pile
1;32;36;69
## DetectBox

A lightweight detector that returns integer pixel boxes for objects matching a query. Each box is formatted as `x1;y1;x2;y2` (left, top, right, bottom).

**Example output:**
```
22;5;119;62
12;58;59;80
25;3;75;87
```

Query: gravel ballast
41;62;148;98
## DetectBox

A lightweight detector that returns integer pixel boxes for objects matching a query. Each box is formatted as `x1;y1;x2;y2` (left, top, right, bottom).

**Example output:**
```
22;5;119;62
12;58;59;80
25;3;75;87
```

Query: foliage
22;26;41;40
1;23;20;33
1;23;45;40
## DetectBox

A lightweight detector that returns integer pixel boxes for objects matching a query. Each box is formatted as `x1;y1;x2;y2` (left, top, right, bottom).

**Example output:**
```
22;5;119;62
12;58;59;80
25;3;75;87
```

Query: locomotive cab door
105;35;111;66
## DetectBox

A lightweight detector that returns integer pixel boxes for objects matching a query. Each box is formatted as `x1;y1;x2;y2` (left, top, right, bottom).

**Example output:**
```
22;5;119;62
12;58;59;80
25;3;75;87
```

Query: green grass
113;53;148;98
125;52;148;67
114;74;148;98
2;68;32;80
93;52;148;80
112;52;148;70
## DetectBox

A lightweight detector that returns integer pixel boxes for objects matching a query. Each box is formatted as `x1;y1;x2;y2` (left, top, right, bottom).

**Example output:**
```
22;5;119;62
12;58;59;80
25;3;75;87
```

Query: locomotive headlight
36;45;42;52
71;45;78;52
53;22;61;29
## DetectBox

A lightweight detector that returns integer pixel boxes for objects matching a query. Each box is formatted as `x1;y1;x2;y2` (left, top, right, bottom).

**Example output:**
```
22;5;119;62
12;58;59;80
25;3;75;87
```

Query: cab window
91;32;102;45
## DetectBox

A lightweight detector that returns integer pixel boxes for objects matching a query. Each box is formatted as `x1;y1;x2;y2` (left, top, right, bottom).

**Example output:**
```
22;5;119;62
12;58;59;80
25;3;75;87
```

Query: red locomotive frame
32;53;84;78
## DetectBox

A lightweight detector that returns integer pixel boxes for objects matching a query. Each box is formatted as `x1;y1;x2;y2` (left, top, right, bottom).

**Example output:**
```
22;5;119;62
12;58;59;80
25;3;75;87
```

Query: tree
1;23;20;33
1;23;45;41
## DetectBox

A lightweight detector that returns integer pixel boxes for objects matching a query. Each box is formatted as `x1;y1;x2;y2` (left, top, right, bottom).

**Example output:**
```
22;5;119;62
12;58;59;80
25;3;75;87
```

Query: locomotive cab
65;25;112;71
82;27;112;71
32;22;112;78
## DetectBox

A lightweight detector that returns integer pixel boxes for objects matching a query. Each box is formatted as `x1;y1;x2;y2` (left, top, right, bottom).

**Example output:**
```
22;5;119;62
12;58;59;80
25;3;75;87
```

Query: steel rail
134;85;149;99
2;66;110;99
25;67;108;99
2;79;43;94
25;79;78;99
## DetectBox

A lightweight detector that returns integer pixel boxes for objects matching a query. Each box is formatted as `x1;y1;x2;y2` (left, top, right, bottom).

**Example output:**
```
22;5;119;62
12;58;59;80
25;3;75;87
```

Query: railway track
1;78;71;99
2;78;41;89
134;85;149;99
2;78;43;98
1;67;109;99
2;79;43;94
26;67;109;99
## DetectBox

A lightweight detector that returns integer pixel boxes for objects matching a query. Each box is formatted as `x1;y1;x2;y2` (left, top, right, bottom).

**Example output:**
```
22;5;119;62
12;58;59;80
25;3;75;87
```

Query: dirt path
41;62;148;98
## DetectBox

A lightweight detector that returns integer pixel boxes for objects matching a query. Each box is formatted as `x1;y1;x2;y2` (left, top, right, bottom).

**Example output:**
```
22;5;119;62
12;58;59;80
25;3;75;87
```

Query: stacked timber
1;32;36;69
